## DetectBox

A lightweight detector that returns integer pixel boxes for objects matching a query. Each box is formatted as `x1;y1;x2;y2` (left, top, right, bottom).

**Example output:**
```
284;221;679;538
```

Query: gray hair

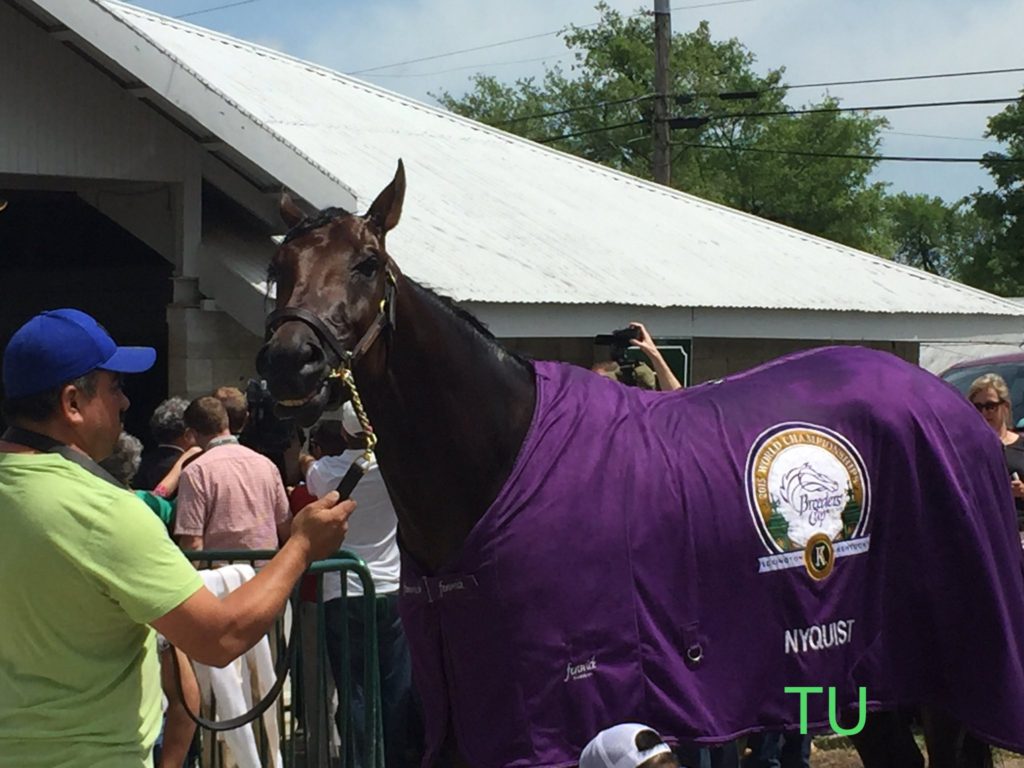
149;396;189;444
100;431;144;486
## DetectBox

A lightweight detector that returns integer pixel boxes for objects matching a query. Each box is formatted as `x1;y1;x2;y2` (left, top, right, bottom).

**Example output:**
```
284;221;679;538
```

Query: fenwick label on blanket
399;346;1024;768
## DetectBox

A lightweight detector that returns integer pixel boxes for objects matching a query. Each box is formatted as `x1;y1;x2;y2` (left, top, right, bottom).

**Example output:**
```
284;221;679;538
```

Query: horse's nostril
255;345;271;377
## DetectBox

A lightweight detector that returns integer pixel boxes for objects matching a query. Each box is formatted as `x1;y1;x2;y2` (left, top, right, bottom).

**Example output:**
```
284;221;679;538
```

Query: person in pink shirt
174;397;290;554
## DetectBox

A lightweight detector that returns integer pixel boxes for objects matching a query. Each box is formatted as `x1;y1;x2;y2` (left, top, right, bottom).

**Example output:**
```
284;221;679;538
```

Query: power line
174;0;261;19
669;96;1022;127
491;67;1024;131
671;67;1024;103
345;0;758;76
884;130;997;143
373;2;760;85
348;31;564;76
366;53;569;79
669;0;758;9
498;95;655;126
774;66;1024;94
536;120;648;144
672;142;1024;163
530;116;1021;158
527;97;1021;145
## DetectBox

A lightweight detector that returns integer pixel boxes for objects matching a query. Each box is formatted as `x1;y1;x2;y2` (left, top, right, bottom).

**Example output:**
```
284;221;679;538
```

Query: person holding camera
593;322;683;391
627;322;682;391
0;308;354;768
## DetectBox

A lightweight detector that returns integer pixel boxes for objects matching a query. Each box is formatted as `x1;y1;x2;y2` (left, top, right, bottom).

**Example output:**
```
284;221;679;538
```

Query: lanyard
1;426;126;489
207;435;239;450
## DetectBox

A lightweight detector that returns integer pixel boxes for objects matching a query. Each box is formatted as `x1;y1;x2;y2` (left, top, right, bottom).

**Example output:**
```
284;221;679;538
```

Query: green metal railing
182;549;384;768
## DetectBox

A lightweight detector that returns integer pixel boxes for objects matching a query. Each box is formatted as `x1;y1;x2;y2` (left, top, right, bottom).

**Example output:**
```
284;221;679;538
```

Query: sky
128;0;1024;203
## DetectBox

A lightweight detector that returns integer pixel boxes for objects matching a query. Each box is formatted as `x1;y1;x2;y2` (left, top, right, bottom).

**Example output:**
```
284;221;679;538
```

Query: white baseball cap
580;724;673;768
341;400;364;437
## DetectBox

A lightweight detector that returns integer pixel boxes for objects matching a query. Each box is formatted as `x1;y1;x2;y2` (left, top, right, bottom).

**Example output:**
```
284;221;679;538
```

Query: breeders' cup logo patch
745;423;871;579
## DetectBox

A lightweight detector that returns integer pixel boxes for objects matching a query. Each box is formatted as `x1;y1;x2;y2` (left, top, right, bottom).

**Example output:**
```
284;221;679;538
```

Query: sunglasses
973;400;1004;413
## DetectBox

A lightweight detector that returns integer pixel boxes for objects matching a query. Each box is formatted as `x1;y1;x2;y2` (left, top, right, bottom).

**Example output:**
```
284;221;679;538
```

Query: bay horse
256;161;1024;768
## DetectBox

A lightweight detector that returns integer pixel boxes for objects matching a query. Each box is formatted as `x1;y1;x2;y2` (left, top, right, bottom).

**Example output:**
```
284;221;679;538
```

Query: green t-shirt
134;490;175;531
0;453;204;768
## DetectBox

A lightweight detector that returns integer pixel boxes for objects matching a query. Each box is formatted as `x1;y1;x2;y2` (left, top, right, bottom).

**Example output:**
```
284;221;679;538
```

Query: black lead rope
335;454;373;498
170;461;369;732
2;426;370;732
170;620;297;732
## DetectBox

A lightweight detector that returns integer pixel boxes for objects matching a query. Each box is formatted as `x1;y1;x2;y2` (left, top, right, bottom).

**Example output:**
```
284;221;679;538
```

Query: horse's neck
358;279;536;572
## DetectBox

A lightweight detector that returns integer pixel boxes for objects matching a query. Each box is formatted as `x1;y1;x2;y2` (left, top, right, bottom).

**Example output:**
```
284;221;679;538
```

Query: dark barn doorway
0;190;173;445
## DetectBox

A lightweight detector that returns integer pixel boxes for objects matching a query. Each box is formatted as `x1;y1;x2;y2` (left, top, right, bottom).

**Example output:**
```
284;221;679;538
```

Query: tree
959;94;1024;296
882;192;984;279
435;3;890;252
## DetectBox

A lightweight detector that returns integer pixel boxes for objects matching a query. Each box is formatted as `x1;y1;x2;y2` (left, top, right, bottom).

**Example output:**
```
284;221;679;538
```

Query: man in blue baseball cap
0;308;356;768
2;308;157;466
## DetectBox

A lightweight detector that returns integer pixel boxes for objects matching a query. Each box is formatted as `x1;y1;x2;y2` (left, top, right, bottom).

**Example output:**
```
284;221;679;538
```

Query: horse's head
256;160;406;425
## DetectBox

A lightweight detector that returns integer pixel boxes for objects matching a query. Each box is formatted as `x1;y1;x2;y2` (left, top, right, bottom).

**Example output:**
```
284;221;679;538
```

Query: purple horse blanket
399;346;1024;768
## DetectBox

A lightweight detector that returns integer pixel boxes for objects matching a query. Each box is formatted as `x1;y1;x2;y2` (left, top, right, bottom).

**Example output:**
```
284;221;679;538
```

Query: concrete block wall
689;338;919;385
501;336;919;384
161;324;919;403
167;305;263;399
502;337;595;366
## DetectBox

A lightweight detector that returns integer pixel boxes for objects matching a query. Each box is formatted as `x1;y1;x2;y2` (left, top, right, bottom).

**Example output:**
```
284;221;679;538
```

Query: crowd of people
0;309;352;768
86;372;415;763
2;306;1023;768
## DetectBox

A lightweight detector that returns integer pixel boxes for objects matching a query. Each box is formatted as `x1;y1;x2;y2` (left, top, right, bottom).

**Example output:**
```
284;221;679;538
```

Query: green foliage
766;496;790;547
435;3;890;252
958;94;1024;296
436;4;1024;291
881;192;985;279
841;486;861;539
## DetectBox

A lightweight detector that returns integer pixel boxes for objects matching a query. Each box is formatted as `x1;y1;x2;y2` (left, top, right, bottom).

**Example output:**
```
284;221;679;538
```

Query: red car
941;352;1024;429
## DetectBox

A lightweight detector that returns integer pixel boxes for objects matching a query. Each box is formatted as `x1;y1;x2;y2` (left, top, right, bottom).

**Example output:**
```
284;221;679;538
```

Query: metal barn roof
14;0;1024;326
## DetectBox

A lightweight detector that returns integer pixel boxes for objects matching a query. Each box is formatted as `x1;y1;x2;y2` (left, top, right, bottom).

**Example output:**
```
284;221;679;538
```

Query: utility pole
652;0;672;185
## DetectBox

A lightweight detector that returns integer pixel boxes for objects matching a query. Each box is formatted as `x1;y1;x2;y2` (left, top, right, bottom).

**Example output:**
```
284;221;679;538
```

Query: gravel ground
802;740;1024;767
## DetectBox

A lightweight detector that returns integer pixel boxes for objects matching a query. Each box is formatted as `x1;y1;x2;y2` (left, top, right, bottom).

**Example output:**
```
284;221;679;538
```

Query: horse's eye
354;253;380;277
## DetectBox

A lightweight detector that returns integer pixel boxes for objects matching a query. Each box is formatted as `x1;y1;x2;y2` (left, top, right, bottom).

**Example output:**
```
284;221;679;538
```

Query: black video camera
594;326;641;360
594;326;650;387
241;378;295;456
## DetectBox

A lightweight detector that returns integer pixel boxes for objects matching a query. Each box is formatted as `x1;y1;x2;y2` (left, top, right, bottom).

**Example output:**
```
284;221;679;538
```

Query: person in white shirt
305;404;417;768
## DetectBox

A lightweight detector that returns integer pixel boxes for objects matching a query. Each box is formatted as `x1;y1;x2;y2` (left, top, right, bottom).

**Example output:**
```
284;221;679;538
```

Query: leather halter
265;267;397;373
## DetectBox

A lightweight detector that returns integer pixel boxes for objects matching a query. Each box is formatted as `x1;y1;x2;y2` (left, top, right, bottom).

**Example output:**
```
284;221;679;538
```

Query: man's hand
155;493;355;666
290;491;356;562
1011;477;1024;500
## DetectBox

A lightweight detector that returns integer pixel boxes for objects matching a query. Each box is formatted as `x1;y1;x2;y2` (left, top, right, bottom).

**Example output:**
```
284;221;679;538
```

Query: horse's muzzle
256;329;336;422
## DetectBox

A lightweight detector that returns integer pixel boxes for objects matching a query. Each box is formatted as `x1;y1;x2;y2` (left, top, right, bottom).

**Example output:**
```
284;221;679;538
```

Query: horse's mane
412;280;531;368
281;206;353;245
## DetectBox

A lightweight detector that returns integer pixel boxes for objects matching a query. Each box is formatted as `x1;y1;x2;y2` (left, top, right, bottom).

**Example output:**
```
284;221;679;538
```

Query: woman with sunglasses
968;373;1024;529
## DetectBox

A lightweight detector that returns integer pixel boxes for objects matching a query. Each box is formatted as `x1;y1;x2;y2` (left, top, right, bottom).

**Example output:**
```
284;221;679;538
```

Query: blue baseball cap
3;309;156;399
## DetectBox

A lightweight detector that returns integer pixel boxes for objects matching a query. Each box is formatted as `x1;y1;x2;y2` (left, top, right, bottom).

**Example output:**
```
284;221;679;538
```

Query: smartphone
1013;472;1021;482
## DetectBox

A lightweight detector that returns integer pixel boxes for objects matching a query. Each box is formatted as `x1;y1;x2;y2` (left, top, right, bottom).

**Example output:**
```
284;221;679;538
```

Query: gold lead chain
338;367;377;461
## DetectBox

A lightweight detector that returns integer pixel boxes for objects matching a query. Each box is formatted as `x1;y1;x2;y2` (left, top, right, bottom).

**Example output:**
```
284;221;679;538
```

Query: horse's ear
366;159;405;235
279;192;307;230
